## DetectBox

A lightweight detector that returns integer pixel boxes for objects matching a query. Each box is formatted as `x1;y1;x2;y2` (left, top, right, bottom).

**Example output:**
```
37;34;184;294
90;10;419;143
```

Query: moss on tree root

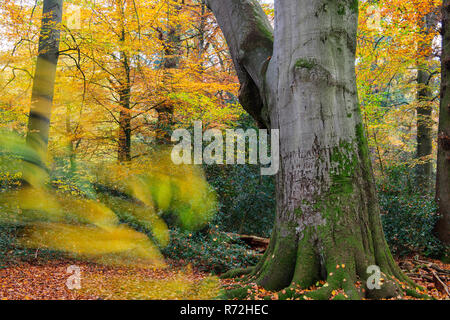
220;211;429;300
221;265;431;300
220;267;254;280
220;195;426;300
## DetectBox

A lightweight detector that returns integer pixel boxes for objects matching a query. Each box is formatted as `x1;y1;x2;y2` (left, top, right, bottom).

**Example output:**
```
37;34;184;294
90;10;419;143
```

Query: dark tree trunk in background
436;0;450;247
65;107;77;174
116;0;132;163
26;0;63;171
117;51;132;163
117;76;132;162
198;0;207;62
416;14;435;190
155;1;183;145
416;69;433;188
208;0;414;299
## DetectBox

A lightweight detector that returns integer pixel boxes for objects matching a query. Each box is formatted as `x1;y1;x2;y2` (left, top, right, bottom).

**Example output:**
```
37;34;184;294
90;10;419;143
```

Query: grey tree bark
206;0;272;129
209;0;417;299
436;0;450;247
26;0;64;169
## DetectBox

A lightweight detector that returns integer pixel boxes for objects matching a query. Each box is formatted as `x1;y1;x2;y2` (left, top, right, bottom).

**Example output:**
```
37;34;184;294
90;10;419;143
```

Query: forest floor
221;255;450;300
0;255;449;300
0;258;221;300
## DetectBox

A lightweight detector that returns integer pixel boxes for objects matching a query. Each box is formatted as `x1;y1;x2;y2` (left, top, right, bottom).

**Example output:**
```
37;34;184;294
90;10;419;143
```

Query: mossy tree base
221;256;430;300
221;138;425;300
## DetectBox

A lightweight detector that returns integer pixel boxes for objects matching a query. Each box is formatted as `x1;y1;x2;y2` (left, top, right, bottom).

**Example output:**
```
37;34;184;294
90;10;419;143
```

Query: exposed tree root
220;273;433;300
220;267;254;280
217;285;252;300
220;235;432;300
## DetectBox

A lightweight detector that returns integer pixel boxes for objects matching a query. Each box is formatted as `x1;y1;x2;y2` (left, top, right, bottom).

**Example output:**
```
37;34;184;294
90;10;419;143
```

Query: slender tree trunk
155;1;183;145
117;53;132;162
416;68;433;189
25;0;63;169
209;0;413;299
198;0;207;62
415;14;434;190
116;0;132;162
65;107;77;175
436;0;450;246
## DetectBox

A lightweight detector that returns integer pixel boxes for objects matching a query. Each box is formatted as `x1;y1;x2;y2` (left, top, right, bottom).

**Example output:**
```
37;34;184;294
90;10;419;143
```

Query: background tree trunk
436;0;450;247
65;107;77;175
117;83;132;162
117;51;132;162
416;69;433;188
210;0;413;299
415;14;435;190
116;0;132;162
26;0;63;169
155;0;183;145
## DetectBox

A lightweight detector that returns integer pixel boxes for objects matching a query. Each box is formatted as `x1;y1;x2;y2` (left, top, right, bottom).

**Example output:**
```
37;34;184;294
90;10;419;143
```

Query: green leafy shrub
378;165;444;258
0;225;64;265
205;164;275;237
162;227;259;274
204;114;276;237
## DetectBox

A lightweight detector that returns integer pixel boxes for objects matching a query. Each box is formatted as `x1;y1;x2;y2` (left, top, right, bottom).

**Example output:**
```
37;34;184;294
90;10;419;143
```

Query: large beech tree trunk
436;0;450;246
26;0;63;167
209;0;412;299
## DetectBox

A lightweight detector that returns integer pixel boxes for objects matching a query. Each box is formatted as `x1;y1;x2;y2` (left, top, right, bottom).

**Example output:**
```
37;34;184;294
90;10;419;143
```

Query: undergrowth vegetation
377;165;445;258
0;132;446;274
162;228;259;274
